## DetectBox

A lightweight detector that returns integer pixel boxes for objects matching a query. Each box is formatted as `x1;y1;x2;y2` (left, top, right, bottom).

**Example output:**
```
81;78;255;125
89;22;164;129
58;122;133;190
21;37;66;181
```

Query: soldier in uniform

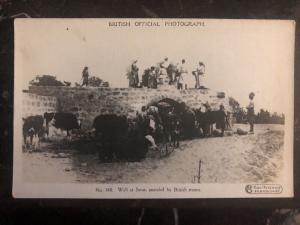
192;61;205;89
129;60;139;87
81;66;89;86
148;66;157;89
158;57;169;85
247;92;255;133
178;59;188;89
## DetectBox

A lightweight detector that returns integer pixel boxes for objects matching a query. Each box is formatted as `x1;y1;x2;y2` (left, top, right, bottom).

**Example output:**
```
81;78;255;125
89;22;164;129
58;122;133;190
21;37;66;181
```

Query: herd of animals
22;103;230;162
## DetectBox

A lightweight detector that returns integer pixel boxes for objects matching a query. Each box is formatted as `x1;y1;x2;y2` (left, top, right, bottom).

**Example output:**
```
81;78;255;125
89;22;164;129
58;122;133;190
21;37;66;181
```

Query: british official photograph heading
108;20;205;27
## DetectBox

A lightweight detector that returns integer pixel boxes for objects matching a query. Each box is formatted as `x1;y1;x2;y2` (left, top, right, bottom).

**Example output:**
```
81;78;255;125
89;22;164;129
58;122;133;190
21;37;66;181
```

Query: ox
93;114;150;162
93;114;129;161
22;115;44;149
194;106;228;137
44;112;81;137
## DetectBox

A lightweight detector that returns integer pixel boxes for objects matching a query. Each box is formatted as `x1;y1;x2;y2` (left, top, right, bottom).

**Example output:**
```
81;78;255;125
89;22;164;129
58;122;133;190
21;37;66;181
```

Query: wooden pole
198;160;202;183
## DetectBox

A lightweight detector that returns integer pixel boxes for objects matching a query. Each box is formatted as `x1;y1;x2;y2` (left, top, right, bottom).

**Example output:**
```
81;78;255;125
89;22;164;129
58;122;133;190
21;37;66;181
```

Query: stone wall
27;86;232;130
22;92;58;118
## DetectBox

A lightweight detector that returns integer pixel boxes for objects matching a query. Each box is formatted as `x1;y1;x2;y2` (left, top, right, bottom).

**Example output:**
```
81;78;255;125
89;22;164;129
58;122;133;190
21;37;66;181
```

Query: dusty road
22;124;284;184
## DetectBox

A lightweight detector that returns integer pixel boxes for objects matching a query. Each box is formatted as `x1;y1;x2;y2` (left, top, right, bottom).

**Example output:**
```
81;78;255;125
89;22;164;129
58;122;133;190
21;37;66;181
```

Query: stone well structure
22;92;58;118
26;86;232;130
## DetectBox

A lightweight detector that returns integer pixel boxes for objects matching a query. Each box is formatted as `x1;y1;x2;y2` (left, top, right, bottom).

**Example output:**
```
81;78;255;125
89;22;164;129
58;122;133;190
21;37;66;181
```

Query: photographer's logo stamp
245;184;283;194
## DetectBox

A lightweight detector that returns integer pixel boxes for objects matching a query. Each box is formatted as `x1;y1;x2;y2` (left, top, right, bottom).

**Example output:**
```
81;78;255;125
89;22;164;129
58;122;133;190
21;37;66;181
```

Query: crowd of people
134;104;182;150
127;58;206;90
130;100;231;154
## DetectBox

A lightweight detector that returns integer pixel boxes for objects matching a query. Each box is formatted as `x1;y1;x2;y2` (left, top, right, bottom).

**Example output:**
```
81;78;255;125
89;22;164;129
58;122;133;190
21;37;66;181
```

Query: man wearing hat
158;57;169;85
130;60;139;88
148;66;157;89
247;92;255;133
178;59;188;89
192;61;205;89
81;66;89;87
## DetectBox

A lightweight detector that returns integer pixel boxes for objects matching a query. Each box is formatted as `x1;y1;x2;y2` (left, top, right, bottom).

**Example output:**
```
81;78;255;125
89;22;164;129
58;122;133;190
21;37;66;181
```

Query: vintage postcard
13;19;294;198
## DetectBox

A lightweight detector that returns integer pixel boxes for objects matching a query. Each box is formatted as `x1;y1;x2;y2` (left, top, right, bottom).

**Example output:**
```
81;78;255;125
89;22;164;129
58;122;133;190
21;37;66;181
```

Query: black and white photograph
13;19;294;198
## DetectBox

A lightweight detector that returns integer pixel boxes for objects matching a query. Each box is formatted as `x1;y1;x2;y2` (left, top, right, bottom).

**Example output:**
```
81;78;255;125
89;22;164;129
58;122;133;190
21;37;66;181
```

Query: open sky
15;19;294;114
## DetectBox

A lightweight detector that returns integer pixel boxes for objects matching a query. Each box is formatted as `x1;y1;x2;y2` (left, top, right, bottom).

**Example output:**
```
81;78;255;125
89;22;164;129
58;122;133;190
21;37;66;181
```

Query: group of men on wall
128;58;206;90
80;62;256;134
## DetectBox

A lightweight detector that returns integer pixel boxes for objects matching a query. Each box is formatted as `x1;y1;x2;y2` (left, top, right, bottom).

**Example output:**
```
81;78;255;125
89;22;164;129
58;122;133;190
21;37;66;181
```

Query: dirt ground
22;124;284;184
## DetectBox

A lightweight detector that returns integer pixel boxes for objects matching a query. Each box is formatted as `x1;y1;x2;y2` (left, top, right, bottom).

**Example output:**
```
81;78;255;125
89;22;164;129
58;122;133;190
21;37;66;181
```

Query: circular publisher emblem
245;184;283;194
245;185;252;193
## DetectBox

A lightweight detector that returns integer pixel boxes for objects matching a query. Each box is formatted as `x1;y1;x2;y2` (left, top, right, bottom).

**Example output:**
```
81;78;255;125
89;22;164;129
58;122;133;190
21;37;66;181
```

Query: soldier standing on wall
148;66;157;89
129;60;139;88
178;59;188;90
158;57;169;85
192;61;205;89
81;66;89;87
247;92;255;134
